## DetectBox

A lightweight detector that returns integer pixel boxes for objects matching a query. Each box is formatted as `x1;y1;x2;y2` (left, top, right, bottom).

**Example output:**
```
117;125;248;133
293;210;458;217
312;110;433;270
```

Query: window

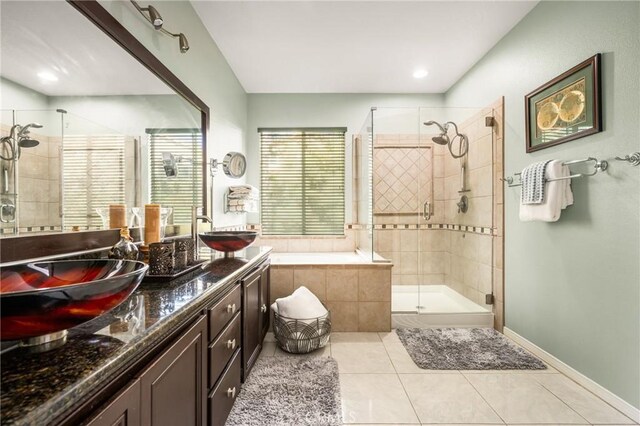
62;135;126;230
260;128;345;235
148;128;202;224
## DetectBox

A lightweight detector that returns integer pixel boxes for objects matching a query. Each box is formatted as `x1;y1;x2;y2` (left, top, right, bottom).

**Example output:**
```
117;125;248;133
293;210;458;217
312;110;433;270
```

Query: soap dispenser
109;227;140;261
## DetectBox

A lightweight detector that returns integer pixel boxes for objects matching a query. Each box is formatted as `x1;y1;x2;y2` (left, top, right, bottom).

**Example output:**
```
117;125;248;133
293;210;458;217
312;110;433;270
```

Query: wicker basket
272;308;331;354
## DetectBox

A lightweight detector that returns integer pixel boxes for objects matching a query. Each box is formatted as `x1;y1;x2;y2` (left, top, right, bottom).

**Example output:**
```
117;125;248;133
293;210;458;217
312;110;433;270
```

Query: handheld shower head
17;123;43;137
423;120;446;134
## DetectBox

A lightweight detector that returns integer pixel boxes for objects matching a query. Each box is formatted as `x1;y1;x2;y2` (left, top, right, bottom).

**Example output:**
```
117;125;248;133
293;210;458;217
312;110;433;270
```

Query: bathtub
392;285;494;328
270;251;371;265
268;251;392;332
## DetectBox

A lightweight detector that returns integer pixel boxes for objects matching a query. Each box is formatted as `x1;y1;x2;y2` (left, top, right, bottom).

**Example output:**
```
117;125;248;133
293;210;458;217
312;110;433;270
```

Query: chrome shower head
18;138;40;148
431;135;450;145
423;120;450;145
162;152;179;178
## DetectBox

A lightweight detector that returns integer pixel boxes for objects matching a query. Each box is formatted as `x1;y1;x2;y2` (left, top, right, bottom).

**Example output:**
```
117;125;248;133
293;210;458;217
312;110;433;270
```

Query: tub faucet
192;206;212;258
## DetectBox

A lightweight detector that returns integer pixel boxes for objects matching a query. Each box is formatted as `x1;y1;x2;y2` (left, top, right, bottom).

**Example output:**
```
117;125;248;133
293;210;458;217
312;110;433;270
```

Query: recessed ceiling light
413;69;429;79
37;71;58;82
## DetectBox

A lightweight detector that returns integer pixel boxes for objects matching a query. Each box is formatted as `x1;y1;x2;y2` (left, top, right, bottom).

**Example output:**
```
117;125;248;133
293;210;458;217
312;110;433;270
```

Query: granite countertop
0;246;271;426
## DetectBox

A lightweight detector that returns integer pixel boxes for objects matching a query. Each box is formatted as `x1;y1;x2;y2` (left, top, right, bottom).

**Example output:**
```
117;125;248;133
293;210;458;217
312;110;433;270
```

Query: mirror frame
68;0;210;213
0;0;210;264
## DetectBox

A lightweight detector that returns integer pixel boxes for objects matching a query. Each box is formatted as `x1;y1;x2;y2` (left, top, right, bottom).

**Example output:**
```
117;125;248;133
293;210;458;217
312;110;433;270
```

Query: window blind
148;129;202;224
259;128;346;236
62;135;126;230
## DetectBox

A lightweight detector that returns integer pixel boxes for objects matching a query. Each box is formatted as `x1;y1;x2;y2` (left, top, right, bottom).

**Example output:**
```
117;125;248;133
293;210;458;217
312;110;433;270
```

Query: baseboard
503;327;640;423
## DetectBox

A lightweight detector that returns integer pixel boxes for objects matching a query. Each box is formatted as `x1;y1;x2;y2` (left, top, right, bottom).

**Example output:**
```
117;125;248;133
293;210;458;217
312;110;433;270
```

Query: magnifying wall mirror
222;152;246;178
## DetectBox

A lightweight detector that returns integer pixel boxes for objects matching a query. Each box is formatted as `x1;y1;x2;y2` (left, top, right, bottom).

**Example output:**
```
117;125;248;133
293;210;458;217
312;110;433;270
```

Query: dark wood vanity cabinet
139;315;207;426
86;257;270;426
241;261;271;382
86;380;141;426
241;268;262;382
259;263;271;342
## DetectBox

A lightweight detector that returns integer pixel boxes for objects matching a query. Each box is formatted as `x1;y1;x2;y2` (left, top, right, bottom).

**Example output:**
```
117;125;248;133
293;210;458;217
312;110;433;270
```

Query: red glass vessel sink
0;260;148;343
198;231;258;253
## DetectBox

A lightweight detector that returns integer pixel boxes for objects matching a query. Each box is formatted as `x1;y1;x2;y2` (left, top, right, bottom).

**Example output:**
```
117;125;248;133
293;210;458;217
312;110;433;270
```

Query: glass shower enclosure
356;106;497;327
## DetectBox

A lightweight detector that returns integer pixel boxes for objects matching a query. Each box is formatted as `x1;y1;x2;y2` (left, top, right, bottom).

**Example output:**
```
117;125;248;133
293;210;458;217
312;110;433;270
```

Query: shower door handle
423;201;432;221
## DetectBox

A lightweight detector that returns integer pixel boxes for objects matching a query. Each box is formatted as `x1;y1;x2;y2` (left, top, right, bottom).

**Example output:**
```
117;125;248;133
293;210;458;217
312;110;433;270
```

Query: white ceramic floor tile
340;373;419;424
379;331;456;374
532;374;635;424
259;341;277;357
273;343;331;357
332;342;395;373
465;373;587;424
399;373;503;424
331;332;382;343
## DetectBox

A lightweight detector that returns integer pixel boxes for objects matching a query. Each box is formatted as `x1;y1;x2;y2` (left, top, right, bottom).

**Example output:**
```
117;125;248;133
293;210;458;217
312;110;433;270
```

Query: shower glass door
371;107;424;313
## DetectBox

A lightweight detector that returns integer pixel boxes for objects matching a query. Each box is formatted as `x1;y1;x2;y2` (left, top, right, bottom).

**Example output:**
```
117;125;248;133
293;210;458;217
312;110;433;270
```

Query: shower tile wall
444;107;495;307
0;126;61;232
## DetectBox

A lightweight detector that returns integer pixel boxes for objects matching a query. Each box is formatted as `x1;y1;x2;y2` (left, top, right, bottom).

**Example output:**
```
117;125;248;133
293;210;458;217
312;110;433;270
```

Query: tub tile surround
270;262;392;332
372;98;505;330
260;331;637;425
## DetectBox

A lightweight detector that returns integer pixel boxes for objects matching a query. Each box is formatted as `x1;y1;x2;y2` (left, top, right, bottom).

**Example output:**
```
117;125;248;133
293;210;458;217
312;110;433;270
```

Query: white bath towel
519;160;574;222
273;286;327;320
521;160;552;204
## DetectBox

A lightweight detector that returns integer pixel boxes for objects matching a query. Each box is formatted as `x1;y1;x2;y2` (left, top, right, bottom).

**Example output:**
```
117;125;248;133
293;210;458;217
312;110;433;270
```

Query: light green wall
98;0;248;227
445;1;640;409
246;93;445;223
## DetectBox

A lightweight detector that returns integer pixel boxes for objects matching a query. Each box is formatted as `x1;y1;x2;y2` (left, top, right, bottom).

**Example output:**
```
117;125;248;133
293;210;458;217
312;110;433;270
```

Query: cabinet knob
260;304;267;313
226;387;236;398
226;339;236;350
226;303;236;313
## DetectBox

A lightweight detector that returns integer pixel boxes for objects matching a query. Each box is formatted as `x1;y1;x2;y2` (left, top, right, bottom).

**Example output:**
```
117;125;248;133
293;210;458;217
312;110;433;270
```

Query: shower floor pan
392;285;494;328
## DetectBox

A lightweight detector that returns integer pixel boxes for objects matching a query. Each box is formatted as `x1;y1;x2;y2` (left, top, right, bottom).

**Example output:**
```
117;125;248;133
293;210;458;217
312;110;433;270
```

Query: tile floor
259;331;637;426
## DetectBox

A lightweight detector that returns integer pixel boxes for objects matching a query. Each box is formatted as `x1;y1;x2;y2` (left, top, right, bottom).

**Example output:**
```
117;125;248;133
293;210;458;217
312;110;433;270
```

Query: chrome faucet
191;206;212;259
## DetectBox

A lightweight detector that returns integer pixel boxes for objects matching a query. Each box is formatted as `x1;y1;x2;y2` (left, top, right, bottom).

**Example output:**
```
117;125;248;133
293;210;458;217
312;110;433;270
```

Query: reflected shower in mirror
0;1;205;236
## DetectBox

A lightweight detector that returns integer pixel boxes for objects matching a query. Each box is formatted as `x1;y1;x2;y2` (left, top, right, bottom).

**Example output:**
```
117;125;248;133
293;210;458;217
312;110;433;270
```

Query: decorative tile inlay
373;146;432;214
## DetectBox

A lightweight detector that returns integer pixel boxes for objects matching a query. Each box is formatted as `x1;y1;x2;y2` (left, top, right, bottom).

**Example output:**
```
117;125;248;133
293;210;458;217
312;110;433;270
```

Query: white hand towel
274;286;327;320
519;160;573;222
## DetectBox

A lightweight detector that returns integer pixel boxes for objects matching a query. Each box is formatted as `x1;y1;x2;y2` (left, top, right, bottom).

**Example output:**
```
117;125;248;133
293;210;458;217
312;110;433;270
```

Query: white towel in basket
272;286;327;320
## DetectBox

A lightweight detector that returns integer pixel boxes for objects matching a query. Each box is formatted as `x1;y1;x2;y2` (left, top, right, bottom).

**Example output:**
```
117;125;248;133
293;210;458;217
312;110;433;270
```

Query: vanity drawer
208;348;241;426
209;312;241;387
208;284;241;341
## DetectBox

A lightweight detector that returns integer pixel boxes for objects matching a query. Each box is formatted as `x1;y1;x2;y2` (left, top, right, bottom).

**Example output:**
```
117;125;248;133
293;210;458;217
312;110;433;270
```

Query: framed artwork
525;53;601;153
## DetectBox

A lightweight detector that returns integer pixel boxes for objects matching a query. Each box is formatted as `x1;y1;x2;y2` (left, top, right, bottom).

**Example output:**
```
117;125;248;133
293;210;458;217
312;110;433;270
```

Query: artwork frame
525;54;601;153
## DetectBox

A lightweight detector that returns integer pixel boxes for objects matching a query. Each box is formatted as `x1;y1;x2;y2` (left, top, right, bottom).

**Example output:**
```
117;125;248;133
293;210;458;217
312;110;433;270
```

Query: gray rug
226;356;342;426
396;328;547;370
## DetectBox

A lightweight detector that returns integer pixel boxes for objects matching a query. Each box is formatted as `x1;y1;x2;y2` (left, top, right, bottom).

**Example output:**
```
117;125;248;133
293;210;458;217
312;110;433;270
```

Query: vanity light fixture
130;0;163;29
413;69;429;79
130;1;189;53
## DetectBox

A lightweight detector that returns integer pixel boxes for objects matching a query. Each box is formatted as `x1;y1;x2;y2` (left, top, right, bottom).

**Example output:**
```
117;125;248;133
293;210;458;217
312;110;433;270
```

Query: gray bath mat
226;356;342;426
396;328;547;370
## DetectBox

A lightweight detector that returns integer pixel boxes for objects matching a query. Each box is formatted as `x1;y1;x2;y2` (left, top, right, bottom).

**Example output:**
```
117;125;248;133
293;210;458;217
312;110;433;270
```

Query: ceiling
192;1;538;94
0;1;171;97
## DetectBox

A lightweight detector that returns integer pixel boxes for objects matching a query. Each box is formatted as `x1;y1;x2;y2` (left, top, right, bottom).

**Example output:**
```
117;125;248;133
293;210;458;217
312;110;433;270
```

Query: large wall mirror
0;0;208;241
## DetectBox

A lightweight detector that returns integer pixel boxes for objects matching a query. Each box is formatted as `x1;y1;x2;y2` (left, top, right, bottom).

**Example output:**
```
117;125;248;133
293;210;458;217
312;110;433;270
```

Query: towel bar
502;157;608;187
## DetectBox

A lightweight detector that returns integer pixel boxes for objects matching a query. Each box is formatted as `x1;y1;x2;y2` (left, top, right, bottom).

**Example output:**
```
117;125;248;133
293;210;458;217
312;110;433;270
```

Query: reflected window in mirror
148;128;203;224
